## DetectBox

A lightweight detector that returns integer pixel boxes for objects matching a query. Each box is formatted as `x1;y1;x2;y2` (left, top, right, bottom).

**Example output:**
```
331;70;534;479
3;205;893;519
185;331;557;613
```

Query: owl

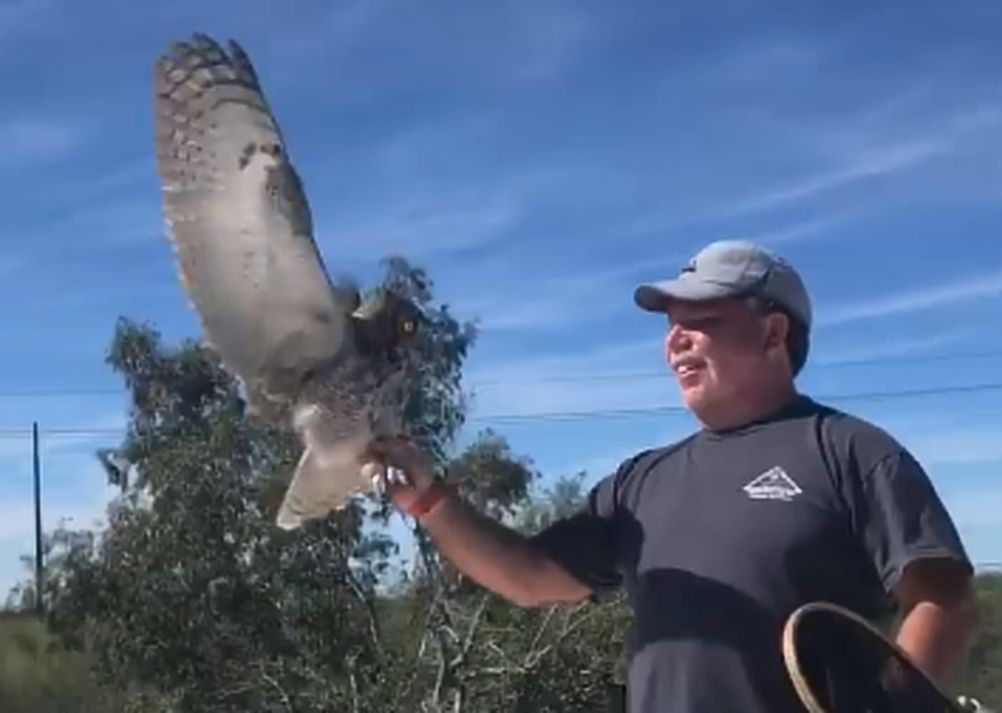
152;33;420;529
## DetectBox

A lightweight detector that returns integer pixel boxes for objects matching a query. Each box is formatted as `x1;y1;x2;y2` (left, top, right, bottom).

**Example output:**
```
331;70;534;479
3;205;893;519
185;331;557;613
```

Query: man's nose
666;323;692;352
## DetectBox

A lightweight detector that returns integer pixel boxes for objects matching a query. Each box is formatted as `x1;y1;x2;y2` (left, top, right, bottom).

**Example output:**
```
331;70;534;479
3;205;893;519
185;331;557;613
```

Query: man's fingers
360;436;399;462
386;466;411;486
364;435;420;464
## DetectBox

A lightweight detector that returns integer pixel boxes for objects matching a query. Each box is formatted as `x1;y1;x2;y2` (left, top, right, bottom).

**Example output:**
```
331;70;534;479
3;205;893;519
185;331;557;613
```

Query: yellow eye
401;319;415;334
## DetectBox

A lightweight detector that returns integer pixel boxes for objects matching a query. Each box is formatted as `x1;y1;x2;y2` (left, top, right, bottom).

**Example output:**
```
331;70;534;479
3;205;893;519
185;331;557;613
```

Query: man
368;240;979;712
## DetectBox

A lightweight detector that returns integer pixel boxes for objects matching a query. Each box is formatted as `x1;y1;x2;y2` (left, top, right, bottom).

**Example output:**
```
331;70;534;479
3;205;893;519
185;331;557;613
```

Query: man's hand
363;436;441;514
360;436;592;607
891;557;979;689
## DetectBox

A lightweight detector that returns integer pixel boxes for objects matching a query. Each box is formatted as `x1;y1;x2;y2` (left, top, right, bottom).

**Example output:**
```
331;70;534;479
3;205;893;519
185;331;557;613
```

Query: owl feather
152;33;419;529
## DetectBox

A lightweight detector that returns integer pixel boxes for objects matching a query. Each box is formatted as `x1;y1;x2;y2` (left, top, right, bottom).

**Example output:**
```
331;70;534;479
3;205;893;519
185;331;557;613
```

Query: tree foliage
20;257;628;712
959;573;1002;708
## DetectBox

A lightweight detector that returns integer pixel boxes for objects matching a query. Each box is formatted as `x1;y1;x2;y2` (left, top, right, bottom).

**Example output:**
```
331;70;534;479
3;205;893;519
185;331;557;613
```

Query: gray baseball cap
633;240;813;329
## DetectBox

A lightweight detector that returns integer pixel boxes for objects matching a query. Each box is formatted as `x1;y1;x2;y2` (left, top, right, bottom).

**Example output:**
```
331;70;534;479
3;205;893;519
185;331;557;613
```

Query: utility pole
32;421;43;615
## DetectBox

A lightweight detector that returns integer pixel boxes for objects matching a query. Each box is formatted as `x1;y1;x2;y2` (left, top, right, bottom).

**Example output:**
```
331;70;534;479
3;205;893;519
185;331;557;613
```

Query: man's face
663;297;780;417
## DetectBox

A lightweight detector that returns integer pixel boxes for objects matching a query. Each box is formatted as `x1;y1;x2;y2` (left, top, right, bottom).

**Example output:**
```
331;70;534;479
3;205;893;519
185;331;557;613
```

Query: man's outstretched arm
370;437;594;607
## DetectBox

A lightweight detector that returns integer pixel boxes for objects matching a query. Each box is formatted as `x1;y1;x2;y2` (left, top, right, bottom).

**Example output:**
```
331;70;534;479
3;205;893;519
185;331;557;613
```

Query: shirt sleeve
852;447;973;592
528;469;623;597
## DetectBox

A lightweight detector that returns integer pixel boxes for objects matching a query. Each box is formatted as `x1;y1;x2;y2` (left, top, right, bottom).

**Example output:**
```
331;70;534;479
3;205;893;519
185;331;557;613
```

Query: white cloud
320;192;520;262
707;39;828;87
455;255;677;333
498;1;597;82
465;338;677;421
812;330;973;364
49;157;155;206
47;197;162;248
728;139;947;215
739;212;851;248
0;0;54;42
817;268;1002;327
0;117;92;169
713;89;1002;218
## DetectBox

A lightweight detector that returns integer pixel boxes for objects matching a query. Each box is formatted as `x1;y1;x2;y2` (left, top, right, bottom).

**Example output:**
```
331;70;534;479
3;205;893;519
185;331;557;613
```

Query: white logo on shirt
743;466;802;501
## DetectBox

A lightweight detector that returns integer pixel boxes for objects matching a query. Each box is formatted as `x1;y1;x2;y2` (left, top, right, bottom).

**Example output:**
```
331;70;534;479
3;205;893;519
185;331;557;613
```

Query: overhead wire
469;349;1002;386
467;381;1002;424
0;380;997;436
0;348;999;396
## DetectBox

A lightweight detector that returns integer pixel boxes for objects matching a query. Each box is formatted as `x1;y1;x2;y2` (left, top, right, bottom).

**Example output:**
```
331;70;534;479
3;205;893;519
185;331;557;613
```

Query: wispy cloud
740;212;850;247
813;330;973;364
498;1;597;82
0;256;26;278
728;139;947;215
712;85;1002;219
818;268;1002;326
321;192;521;262
707;39;828;87
0;117;93;170
48;157;155;207
454;254;683;333
0;0;54;43
264;0;597;96
465;338;675;420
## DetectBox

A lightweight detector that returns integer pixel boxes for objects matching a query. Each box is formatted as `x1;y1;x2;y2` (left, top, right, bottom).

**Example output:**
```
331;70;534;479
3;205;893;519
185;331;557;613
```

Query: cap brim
633;277;740;312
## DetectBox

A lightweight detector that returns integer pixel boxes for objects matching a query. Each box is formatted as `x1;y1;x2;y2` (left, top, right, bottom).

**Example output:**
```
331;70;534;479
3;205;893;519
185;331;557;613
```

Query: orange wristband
406;480;454;518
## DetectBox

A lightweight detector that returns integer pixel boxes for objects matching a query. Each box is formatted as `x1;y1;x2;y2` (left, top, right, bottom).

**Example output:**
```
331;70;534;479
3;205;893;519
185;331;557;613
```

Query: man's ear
763;312;789;353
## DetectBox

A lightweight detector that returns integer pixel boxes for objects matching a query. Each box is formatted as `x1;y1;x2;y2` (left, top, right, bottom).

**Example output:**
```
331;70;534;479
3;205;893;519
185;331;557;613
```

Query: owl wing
153;33;357;412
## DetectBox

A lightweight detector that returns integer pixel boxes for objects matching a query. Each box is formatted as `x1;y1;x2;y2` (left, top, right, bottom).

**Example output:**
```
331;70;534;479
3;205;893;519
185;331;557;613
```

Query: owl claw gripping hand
152;32;425;529
958;696;995;712
362;461;412;495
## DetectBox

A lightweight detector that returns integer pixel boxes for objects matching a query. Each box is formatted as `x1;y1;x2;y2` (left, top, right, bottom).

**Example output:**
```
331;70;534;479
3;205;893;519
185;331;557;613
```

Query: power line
0;349;1001;397
466;381;1002;424
469;349;1002;387
0;380;999;436
0;428;125;438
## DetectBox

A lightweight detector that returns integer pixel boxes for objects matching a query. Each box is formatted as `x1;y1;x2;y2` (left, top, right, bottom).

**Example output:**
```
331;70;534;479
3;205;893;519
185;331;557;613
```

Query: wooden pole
32;422;43;615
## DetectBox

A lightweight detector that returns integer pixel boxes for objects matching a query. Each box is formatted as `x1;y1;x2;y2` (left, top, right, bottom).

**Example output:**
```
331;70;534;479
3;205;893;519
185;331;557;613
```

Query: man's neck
702;383;800;432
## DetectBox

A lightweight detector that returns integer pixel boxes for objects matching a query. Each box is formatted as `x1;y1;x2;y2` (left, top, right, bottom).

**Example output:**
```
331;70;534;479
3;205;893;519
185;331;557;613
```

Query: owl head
352;288;426;360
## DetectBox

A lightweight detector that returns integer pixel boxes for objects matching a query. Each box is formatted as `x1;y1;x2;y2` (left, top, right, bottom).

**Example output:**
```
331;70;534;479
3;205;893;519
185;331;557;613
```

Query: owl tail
275;446;376;530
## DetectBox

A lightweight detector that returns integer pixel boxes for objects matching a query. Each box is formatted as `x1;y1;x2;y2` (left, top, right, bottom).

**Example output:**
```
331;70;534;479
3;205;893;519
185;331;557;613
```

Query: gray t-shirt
530;395;972;713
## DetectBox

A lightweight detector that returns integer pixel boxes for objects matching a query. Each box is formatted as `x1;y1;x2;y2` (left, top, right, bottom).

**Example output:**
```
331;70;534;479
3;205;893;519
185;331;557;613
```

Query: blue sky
0;0;1000;596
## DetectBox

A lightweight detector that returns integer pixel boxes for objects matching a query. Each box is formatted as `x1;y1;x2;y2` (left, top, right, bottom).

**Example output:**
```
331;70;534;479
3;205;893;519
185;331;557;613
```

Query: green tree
28;257;635;712
38;257;476;712
958;573;1002;709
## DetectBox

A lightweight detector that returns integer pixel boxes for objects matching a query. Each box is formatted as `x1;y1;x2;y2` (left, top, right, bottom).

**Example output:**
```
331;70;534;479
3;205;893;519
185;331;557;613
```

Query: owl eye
400;318;415;334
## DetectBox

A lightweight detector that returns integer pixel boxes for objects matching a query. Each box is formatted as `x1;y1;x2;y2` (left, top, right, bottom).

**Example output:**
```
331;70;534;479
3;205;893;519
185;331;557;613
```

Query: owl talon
386;466;410;486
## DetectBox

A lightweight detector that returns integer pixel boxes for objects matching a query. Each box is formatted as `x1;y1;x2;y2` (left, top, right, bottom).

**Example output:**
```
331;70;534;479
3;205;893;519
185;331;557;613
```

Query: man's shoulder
608;434;698;485
805;396;910;466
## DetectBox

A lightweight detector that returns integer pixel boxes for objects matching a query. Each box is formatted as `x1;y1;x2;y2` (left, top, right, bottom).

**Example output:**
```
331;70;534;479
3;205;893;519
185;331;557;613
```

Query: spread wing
153;33;355;406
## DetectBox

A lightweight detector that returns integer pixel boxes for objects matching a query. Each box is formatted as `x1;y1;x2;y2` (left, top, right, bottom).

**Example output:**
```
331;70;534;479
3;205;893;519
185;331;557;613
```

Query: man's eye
677;317;717;330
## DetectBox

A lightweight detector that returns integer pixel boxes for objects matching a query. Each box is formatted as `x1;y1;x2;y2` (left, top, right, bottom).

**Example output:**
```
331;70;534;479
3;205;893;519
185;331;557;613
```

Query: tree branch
344;565;383;654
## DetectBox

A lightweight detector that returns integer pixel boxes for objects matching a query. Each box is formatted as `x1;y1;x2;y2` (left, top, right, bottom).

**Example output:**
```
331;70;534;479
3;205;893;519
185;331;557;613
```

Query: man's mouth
673;356;705;377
